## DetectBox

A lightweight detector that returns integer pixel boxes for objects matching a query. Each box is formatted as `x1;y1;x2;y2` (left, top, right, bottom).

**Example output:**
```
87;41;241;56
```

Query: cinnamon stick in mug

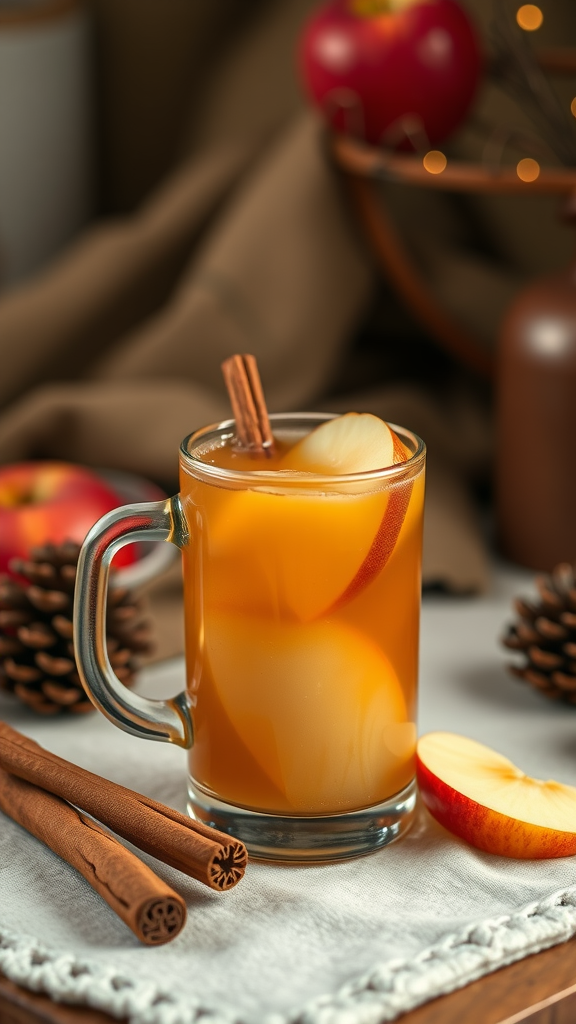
0;723;247;891
221;353;275;454
0;765;186;945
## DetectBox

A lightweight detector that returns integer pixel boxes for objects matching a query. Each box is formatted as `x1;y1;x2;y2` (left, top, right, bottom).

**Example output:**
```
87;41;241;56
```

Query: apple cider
180;414;425;817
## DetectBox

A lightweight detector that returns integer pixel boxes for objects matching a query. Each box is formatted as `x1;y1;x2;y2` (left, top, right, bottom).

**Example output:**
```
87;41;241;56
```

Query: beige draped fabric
0;0;573;656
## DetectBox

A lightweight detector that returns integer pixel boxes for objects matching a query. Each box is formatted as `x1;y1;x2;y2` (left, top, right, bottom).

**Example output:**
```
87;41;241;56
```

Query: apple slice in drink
206;414;413;621
280;412;400;475
282;414;412;613
205;610;414;813
417;732;576;858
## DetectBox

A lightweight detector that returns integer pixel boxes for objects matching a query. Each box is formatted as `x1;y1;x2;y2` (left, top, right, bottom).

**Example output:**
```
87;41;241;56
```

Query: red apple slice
329;426;412;613
206;414;414;621
282;414;412;613
417;732;576;859
281;412;398;475
205;610;414;814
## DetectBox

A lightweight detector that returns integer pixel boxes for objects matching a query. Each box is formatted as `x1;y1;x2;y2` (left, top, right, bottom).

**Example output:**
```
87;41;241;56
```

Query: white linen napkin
1;562;575;1024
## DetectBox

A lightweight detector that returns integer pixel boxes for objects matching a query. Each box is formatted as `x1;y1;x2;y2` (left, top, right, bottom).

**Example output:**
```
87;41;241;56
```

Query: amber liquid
181;428;424;816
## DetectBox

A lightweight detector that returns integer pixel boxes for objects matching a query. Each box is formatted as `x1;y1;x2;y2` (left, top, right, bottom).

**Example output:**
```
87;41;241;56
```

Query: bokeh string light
516;5;544;31
517;157;541;182
491;4;576;168
423;150;447;175
571;98;576;119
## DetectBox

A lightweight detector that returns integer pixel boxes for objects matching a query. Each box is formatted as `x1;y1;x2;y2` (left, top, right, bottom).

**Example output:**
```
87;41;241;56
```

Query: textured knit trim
2;886;576;1024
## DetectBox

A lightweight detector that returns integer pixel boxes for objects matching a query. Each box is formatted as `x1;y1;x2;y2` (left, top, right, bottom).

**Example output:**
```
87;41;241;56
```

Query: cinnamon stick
0;723;247;892
0;765;186;945
221;353;275;455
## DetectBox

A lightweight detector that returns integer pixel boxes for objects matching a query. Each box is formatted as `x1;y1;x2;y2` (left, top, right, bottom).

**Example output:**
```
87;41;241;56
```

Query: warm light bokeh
516;5;544;31
571;97;576;119
423;150;447;175
517;157;540;182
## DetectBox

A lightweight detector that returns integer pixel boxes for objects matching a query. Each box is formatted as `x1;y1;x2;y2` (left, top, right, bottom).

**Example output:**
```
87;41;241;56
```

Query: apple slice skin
203;417;416;622
416;756;576;860
328;429;413;614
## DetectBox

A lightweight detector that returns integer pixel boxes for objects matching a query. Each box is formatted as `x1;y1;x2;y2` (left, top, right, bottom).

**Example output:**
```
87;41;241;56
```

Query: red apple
417;732;576;859
299;0;482;147
0;461;137;573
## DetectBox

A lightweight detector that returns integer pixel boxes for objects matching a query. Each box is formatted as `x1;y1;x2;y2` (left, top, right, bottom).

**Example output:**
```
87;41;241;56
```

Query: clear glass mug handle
73;497;193;748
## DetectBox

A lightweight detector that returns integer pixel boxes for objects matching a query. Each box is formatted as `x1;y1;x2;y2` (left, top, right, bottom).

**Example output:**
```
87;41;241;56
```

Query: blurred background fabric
0;0;574;657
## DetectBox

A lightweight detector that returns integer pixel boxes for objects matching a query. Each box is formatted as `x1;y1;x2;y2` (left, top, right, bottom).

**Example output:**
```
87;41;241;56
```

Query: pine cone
503;562;576;703
0;542;152;715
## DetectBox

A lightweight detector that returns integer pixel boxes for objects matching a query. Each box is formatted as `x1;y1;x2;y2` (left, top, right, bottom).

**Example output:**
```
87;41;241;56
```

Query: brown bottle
497;208;576;571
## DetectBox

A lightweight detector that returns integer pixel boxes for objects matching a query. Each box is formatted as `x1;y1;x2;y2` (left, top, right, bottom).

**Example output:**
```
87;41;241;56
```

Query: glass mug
74;413;426;861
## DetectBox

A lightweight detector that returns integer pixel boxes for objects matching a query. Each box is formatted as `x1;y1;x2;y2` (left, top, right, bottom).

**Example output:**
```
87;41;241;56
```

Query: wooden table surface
2;934;576;1024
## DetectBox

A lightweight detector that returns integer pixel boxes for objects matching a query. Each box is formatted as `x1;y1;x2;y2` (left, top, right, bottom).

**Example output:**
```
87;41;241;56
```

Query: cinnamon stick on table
221;353;276;455
0;764;186;945
0;723;247;892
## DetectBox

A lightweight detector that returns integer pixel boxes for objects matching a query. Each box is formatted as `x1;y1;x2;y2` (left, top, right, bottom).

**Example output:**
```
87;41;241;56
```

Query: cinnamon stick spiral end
137;896;187;945
208;841;248;891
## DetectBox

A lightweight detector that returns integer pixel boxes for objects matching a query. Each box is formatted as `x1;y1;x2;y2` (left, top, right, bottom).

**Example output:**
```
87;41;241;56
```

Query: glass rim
180;412;426;487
